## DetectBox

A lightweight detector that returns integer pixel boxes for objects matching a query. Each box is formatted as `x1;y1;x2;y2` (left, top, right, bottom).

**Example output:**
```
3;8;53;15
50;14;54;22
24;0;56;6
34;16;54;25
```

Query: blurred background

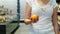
0;0;60;34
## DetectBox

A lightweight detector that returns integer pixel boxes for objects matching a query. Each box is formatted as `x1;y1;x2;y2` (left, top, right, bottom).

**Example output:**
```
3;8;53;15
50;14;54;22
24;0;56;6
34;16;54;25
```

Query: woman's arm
52;7;59;34
24;3;32;25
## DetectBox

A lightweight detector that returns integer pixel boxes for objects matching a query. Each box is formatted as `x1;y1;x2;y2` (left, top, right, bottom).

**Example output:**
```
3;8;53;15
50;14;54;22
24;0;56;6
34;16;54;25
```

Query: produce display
58;16;60;22
0;5;15;23
57;4;60;23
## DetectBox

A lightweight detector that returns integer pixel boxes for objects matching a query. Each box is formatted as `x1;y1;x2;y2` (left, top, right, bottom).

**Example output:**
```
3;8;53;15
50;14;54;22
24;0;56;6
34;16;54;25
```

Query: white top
26;0;58;34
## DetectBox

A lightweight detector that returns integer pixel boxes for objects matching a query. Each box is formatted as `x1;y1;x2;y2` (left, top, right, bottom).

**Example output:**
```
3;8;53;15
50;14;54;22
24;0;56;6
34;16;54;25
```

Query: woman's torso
29;0;55;33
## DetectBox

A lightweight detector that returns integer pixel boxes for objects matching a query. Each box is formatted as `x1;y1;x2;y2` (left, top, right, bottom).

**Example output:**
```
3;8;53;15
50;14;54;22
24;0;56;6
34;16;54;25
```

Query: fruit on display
8;9;13;14
58;16;60;21
58;5;60;10
0;16;6;22
57;4;60;21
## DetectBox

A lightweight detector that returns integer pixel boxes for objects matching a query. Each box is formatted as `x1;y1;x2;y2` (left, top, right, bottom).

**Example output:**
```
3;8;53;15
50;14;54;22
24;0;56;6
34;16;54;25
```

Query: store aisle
14;23;30;34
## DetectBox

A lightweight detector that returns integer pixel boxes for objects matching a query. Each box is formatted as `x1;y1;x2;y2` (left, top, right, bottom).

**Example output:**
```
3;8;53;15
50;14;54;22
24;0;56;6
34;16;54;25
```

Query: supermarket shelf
0;21;19;34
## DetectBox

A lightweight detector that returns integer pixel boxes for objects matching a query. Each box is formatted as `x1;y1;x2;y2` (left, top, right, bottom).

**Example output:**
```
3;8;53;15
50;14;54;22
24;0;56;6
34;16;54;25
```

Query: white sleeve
26;0;32;7
52;0;58;8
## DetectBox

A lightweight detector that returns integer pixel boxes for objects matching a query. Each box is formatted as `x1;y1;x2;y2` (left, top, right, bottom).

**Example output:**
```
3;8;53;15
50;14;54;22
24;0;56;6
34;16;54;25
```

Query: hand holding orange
31;14;39;23
24;19;31;25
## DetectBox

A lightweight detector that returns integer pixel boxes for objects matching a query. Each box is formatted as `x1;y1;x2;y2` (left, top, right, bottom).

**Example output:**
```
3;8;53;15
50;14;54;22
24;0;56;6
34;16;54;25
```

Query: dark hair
56;0;60;4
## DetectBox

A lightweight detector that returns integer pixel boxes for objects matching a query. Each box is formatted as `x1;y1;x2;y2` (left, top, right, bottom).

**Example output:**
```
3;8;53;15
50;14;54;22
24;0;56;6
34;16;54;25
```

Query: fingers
24;19;32;25
31;17;39;23
31;14;39;23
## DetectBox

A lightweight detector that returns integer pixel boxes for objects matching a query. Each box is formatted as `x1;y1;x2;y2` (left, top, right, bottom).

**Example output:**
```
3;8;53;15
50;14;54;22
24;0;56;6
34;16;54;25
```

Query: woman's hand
24;19;32;25
31;18;39;23
24;17;39;25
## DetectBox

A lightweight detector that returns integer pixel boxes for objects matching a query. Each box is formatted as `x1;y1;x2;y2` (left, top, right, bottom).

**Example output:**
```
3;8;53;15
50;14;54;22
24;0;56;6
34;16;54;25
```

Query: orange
31;14;39;22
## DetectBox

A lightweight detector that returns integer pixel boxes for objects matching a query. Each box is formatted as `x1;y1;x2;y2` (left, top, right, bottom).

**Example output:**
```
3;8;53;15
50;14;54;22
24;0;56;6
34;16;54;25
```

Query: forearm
53;20;59;34
24;3;32;25
54;23;59;34
52;7;59;34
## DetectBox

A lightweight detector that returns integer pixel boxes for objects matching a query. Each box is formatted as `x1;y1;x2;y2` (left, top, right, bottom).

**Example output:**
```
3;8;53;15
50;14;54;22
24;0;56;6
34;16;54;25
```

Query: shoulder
51;0;58;8
53;7;58;15
26;0;33;2
26;0;34;7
